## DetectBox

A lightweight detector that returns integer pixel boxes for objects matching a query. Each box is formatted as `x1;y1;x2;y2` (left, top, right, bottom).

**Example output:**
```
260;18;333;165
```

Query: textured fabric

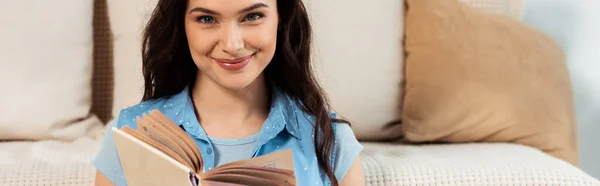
460;0;525;20
305;0;404;141
0;0;104;140
360;142;599;185
333;124;364;181
91;0;114;123
93;85;363;186
0;135;104;186
402;0;578;165
3;140;598;186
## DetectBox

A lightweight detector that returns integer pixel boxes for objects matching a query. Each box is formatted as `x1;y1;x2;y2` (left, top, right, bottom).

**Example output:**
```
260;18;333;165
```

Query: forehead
187;0;277;13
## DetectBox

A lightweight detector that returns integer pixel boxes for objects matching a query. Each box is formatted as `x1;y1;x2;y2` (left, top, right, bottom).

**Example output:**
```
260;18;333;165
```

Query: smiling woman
93;0;365;186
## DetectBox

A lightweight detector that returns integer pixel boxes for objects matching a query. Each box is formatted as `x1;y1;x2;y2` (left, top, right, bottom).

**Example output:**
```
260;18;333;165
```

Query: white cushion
107;0;158;117
0;0;103;140
361;142;600;185
306;0;405;140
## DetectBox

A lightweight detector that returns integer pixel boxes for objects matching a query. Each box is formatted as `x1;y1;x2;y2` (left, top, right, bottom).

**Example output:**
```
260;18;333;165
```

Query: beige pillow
402;0;578;165
307;0;405;140
0;0;103;140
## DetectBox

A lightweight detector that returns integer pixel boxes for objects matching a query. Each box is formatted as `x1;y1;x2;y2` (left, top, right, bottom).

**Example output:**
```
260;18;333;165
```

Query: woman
93;0;365;185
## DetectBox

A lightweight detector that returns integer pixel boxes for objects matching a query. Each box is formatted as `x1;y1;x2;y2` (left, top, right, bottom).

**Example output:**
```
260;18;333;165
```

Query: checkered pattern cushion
91;0;113;123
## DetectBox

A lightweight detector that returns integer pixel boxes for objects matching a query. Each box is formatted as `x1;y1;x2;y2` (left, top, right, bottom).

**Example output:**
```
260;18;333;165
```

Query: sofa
0;0;598;185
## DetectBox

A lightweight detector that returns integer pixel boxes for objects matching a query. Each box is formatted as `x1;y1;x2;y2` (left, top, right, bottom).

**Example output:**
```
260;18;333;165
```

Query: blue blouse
93;86;363;186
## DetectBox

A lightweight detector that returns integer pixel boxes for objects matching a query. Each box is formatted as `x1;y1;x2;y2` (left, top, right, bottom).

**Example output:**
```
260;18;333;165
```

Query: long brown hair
141;0;347;185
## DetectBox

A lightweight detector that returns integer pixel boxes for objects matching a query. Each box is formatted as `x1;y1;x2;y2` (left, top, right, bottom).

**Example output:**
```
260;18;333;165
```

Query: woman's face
185;0;279;90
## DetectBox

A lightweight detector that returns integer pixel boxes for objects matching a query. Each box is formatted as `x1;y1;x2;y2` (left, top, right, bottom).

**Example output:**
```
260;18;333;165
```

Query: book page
215;149;294;171
136;115;195;170
121;126;191;168
201;180;246;186
142;113;200;172
149;110;204;173
112;127;195;186
204;167;295;185
202;173;293;186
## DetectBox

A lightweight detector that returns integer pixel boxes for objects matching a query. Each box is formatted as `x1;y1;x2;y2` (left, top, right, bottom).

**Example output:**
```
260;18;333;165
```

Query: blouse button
207;148;213;155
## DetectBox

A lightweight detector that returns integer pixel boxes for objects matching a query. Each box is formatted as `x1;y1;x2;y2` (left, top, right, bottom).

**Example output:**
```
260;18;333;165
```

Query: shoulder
332;118;363;182
93;118;127;185
115;99;164;129
295;109;363;181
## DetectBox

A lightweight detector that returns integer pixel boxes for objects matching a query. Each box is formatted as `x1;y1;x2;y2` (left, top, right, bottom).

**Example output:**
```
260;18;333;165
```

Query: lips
213;54;253;71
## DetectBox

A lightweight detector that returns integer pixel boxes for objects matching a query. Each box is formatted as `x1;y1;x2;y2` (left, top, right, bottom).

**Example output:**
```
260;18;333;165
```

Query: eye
243;13;263;22
196;16;216;24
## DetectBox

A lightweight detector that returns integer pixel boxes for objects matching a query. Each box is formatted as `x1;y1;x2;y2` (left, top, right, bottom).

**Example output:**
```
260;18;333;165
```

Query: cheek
247;21;278;55
248;31;277;50
185;27;215;63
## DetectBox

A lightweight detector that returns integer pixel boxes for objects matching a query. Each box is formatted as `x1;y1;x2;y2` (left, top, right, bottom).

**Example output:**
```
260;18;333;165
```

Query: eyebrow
188;3;269;15
238;3;269;14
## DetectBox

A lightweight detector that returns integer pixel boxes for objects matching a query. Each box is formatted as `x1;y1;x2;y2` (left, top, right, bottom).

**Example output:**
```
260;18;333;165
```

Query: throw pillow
401;0;578;165
0;0;103;140
307;0;405;140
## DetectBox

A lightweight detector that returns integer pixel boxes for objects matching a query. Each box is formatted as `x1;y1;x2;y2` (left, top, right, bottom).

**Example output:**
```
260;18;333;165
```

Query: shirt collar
269;86;302;140
166;84;302;141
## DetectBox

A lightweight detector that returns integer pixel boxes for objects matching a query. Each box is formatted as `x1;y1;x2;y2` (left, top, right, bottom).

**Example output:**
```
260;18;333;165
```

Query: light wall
524;0;600;179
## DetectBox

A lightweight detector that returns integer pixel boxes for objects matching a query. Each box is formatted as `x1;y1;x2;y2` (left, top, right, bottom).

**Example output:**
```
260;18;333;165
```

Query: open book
111;110;296;186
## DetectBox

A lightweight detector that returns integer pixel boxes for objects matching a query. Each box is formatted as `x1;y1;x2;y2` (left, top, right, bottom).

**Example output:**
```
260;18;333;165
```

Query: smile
213;54;254;71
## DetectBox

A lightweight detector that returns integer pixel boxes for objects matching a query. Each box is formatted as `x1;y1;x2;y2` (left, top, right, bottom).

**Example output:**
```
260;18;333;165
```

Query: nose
219;24;244;55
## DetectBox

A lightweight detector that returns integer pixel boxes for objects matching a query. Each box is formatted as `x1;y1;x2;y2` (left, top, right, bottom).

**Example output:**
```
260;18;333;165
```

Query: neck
191;73;270;138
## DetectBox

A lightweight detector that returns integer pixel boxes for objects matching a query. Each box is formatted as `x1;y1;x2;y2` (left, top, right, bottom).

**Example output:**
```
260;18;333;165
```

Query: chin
215;74;261;91
218;80;254;90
